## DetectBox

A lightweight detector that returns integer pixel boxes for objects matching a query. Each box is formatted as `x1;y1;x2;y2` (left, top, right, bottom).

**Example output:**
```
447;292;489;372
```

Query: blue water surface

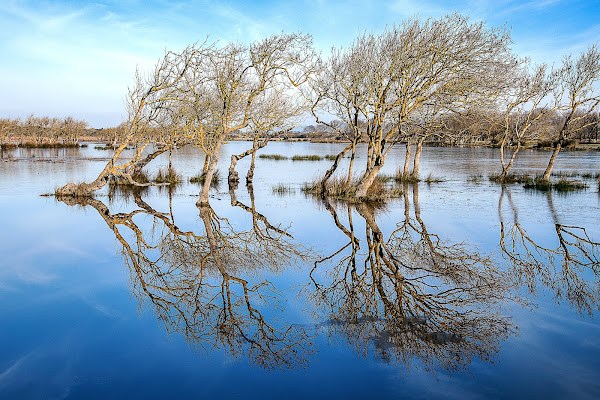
1;143;599;399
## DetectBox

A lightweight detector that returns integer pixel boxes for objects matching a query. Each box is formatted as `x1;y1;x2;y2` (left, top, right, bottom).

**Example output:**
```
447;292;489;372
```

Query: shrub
424;173;444;183
467;174;484;183
523;177;586;192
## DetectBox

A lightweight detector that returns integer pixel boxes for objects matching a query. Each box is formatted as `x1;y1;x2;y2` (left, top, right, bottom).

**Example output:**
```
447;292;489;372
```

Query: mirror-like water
1;142;599;399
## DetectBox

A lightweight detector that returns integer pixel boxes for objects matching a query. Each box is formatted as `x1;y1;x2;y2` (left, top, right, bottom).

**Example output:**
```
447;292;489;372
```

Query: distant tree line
0;115;89;147
301;109;599;145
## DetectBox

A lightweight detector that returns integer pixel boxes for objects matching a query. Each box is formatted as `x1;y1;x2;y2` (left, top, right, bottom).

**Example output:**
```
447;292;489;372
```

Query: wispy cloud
0;0;598;127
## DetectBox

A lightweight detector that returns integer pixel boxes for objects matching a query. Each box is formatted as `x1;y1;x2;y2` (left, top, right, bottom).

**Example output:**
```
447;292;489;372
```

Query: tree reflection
499;187;600;315
308;184;516;371
58;191;311;370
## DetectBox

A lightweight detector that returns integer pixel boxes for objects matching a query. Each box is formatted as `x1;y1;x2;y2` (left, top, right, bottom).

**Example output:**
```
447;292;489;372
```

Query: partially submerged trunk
228;154;241;185
56;161;114;197
228;137;268;186
542;109;574;182
498;142;522;181
319;142;353;194
246;151;257;185
57;143;170;196
197;136;226;207
411;137;424;179
354;162;385;198
542;142;562;181
355;138;395;199
403;141;412;177
499;133;508;173
346;140;357;185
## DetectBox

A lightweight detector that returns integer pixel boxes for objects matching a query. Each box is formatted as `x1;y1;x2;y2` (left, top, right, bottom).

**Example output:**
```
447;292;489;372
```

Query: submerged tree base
55;181;103;197
394;173;421;184
302;176;403;203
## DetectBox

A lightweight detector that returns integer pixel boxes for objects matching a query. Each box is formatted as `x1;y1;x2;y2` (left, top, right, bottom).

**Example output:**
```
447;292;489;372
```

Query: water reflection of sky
1;143;600;399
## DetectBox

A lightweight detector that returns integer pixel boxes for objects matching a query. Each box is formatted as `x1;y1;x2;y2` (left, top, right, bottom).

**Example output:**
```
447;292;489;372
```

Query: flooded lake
1;142;600;399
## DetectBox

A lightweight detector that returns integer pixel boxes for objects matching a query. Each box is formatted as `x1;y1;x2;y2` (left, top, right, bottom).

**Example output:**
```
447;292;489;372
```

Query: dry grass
424;173;444;183
394;172;420;183
272;183;296;195
292;155;322;161
489;173;532;184
523;176;587;192
259;154;288;160
190;169;221;185
154;167;181;185
303;175;402;202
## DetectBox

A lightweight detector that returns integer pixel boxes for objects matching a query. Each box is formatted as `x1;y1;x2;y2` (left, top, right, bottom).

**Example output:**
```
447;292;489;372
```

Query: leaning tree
56;43;210;196
177;33;316;206
56;34;314;199
310;13;517;198
541;44;600;182
495;62;559;181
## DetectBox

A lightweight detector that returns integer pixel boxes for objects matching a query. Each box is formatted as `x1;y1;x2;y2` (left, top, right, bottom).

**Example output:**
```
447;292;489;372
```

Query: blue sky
1;0;599;128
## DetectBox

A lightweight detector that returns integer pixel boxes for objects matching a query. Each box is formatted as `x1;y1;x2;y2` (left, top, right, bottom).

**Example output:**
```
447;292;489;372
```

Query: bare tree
542;44;600;181
495;63;559;180
310;14;516;197
176;33;316;205
57;44;208;196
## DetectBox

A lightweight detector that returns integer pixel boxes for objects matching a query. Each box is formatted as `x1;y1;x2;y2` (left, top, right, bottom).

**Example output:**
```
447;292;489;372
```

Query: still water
1;142;599;399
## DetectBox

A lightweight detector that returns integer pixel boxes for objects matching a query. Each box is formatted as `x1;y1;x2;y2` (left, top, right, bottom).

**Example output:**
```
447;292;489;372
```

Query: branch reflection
499;187;600;315
309;184;517;371
58;190;312;370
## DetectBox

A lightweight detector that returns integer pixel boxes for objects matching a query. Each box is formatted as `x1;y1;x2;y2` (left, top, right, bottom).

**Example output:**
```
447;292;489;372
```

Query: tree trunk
355;139;396;198
499;135;507;172
227;137;268;186
320;142;353;193
246;151;256;184
542;108;574;182
499;142;521;180
228;154;240;185
354;162;385;198
197;136;226;207
130;146;168;176
403;141;412;177
411;137;424;179
56;161;113;197
202;153;210;174
542;142;562;181
346;141;357;184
